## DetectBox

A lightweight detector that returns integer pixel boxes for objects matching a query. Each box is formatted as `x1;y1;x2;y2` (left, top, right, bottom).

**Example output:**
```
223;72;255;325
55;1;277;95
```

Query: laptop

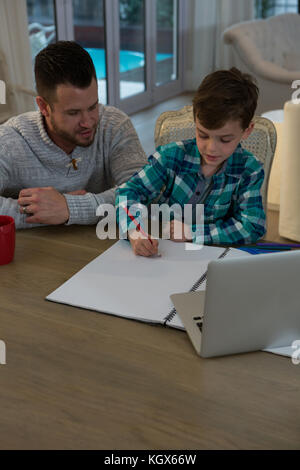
170;250;300;358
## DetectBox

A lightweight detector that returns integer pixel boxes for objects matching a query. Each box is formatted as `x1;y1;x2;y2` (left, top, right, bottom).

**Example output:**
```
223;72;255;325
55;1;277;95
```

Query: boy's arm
116;150;170;235
192;166;266;245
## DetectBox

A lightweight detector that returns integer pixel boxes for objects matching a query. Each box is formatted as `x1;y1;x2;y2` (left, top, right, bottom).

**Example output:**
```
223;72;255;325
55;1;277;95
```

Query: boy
116;68;266;257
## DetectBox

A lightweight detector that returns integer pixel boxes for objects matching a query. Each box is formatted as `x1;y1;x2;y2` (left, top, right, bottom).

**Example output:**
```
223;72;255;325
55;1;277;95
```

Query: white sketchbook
46;239;249;329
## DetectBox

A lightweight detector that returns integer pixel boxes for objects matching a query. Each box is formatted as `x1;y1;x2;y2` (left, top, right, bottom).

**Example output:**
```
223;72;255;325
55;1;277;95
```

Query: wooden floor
131;93;291;244
131;92;194;156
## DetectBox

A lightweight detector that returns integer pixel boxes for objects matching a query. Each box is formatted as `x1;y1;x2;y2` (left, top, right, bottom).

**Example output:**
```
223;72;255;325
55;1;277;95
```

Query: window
255;0;299;18
26;0;186;115
72;0;107;104
26;0;56;58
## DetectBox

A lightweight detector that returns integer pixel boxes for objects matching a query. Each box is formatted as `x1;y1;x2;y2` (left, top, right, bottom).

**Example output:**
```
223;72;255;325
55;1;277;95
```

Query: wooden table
1;225;300;450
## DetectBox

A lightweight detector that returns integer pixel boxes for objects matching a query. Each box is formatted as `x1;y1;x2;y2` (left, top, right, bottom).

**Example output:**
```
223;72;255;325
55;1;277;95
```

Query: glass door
25;0;185;114
72;0;108;104
119;0;146;100
156;0;178;87
117;0;184;114
26;0;57;59
153;0;183;104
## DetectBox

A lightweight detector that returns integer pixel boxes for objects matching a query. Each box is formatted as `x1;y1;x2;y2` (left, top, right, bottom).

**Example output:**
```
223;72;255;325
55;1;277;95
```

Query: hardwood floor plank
131;92;194;156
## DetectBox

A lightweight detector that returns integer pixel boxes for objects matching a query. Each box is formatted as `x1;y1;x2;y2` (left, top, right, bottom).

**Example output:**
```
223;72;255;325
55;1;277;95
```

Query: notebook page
46;239;225;327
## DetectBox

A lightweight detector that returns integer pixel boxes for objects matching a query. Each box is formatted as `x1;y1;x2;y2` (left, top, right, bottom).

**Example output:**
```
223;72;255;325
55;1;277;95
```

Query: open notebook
46;239;249;329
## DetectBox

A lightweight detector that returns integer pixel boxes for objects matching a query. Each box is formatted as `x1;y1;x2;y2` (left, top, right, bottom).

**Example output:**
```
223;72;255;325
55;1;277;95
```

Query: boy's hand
129;229;159;257
169;220;192;242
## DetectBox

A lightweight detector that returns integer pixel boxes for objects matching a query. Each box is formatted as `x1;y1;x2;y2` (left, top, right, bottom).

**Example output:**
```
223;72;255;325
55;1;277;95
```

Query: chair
223;13;300;114
154;105;277;215
28;22;56;58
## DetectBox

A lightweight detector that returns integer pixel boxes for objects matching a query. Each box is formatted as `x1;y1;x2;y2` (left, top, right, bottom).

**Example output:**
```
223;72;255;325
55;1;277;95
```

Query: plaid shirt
116;139;266;245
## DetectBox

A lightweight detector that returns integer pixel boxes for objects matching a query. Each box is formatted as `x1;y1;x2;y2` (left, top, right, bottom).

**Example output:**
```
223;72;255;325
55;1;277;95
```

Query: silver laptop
170;250;300;358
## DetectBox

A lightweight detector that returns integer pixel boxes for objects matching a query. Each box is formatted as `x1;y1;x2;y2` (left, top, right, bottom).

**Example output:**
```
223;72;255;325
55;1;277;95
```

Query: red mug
0;216;15;265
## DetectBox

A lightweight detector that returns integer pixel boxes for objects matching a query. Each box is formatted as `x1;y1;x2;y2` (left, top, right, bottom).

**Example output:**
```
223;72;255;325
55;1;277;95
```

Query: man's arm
0;195;32;229
0;132;67;228
0;159;39;228
64;112;147;226
17;186;70;225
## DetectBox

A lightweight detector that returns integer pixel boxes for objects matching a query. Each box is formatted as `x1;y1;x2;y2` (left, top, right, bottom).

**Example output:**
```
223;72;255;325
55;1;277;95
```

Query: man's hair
34;41;96;103
192;67;259;130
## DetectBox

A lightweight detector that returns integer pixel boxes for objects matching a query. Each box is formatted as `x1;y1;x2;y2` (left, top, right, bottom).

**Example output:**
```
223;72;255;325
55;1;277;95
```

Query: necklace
66;157;82;171
72;158;78;170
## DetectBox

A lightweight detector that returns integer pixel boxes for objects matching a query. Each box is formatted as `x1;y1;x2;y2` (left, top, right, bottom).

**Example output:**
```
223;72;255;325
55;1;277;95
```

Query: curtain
215;0;254;69
0;0;35;116
185;0;255;90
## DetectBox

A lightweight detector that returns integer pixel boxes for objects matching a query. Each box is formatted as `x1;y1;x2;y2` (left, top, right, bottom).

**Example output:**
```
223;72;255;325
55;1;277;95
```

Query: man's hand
129;229;159;257
18;187;70;225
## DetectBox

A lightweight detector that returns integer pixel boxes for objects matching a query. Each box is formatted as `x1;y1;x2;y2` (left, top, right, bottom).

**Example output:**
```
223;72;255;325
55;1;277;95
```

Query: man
0;41;147;228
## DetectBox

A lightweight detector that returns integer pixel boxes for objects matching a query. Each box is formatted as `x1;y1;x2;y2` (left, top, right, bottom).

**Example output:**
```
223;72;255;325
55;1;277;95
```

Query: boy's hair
192;67;259;130
35;41;96;104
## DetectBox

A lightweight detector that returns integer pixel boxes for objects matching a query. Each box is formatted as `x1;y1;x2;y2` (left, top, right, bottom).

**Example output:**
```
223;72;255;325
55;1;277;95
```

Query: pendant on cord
66;157;82;171
72;158;78;170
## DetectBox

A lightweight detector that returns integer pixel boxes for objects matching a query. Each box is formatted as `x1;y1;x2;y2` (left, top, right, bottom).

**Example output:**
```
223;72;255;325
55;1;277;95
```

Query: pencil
121;205;153;242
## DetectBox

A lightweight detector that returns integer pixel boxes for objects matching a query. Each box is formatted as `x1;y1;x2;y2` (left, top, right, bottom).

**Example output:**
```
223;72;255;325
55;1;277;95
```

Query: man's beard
50;116;98;148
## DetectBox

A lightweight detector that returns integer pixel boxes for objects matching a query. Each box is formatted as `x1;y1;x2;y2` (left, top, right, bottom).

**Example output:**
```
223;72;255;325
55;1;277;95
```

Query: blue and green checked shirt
116;139;266;245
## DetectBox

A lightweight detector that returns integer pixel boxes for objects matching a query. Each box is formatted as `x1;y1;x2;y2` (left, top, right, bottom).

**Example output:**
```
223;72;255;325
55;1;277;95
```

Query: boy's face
195;118;254;172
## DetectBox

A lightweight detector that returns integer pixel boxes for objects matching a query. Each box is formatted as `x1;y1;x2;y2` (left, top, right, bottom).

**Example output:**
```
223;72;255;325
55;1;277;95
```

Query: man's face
43;78;99;151
195;118;253;172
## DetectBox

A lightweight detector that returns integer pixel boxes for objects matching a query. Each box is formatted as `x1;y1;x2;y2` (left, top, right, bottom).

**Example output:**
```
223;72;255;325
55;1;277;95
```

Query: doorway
26;0;186;114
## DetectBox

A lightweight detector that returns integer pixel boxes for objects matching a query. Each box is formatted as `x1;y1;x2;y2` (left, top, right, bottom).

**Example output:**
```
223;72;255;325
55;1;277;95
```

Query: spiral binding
163;247;231;326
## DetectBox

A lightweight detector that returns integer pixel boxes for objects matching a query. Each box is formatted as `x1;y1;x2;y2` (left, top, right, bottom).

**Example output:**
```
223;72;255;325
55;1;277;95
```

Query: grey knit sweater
0;105;147;228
